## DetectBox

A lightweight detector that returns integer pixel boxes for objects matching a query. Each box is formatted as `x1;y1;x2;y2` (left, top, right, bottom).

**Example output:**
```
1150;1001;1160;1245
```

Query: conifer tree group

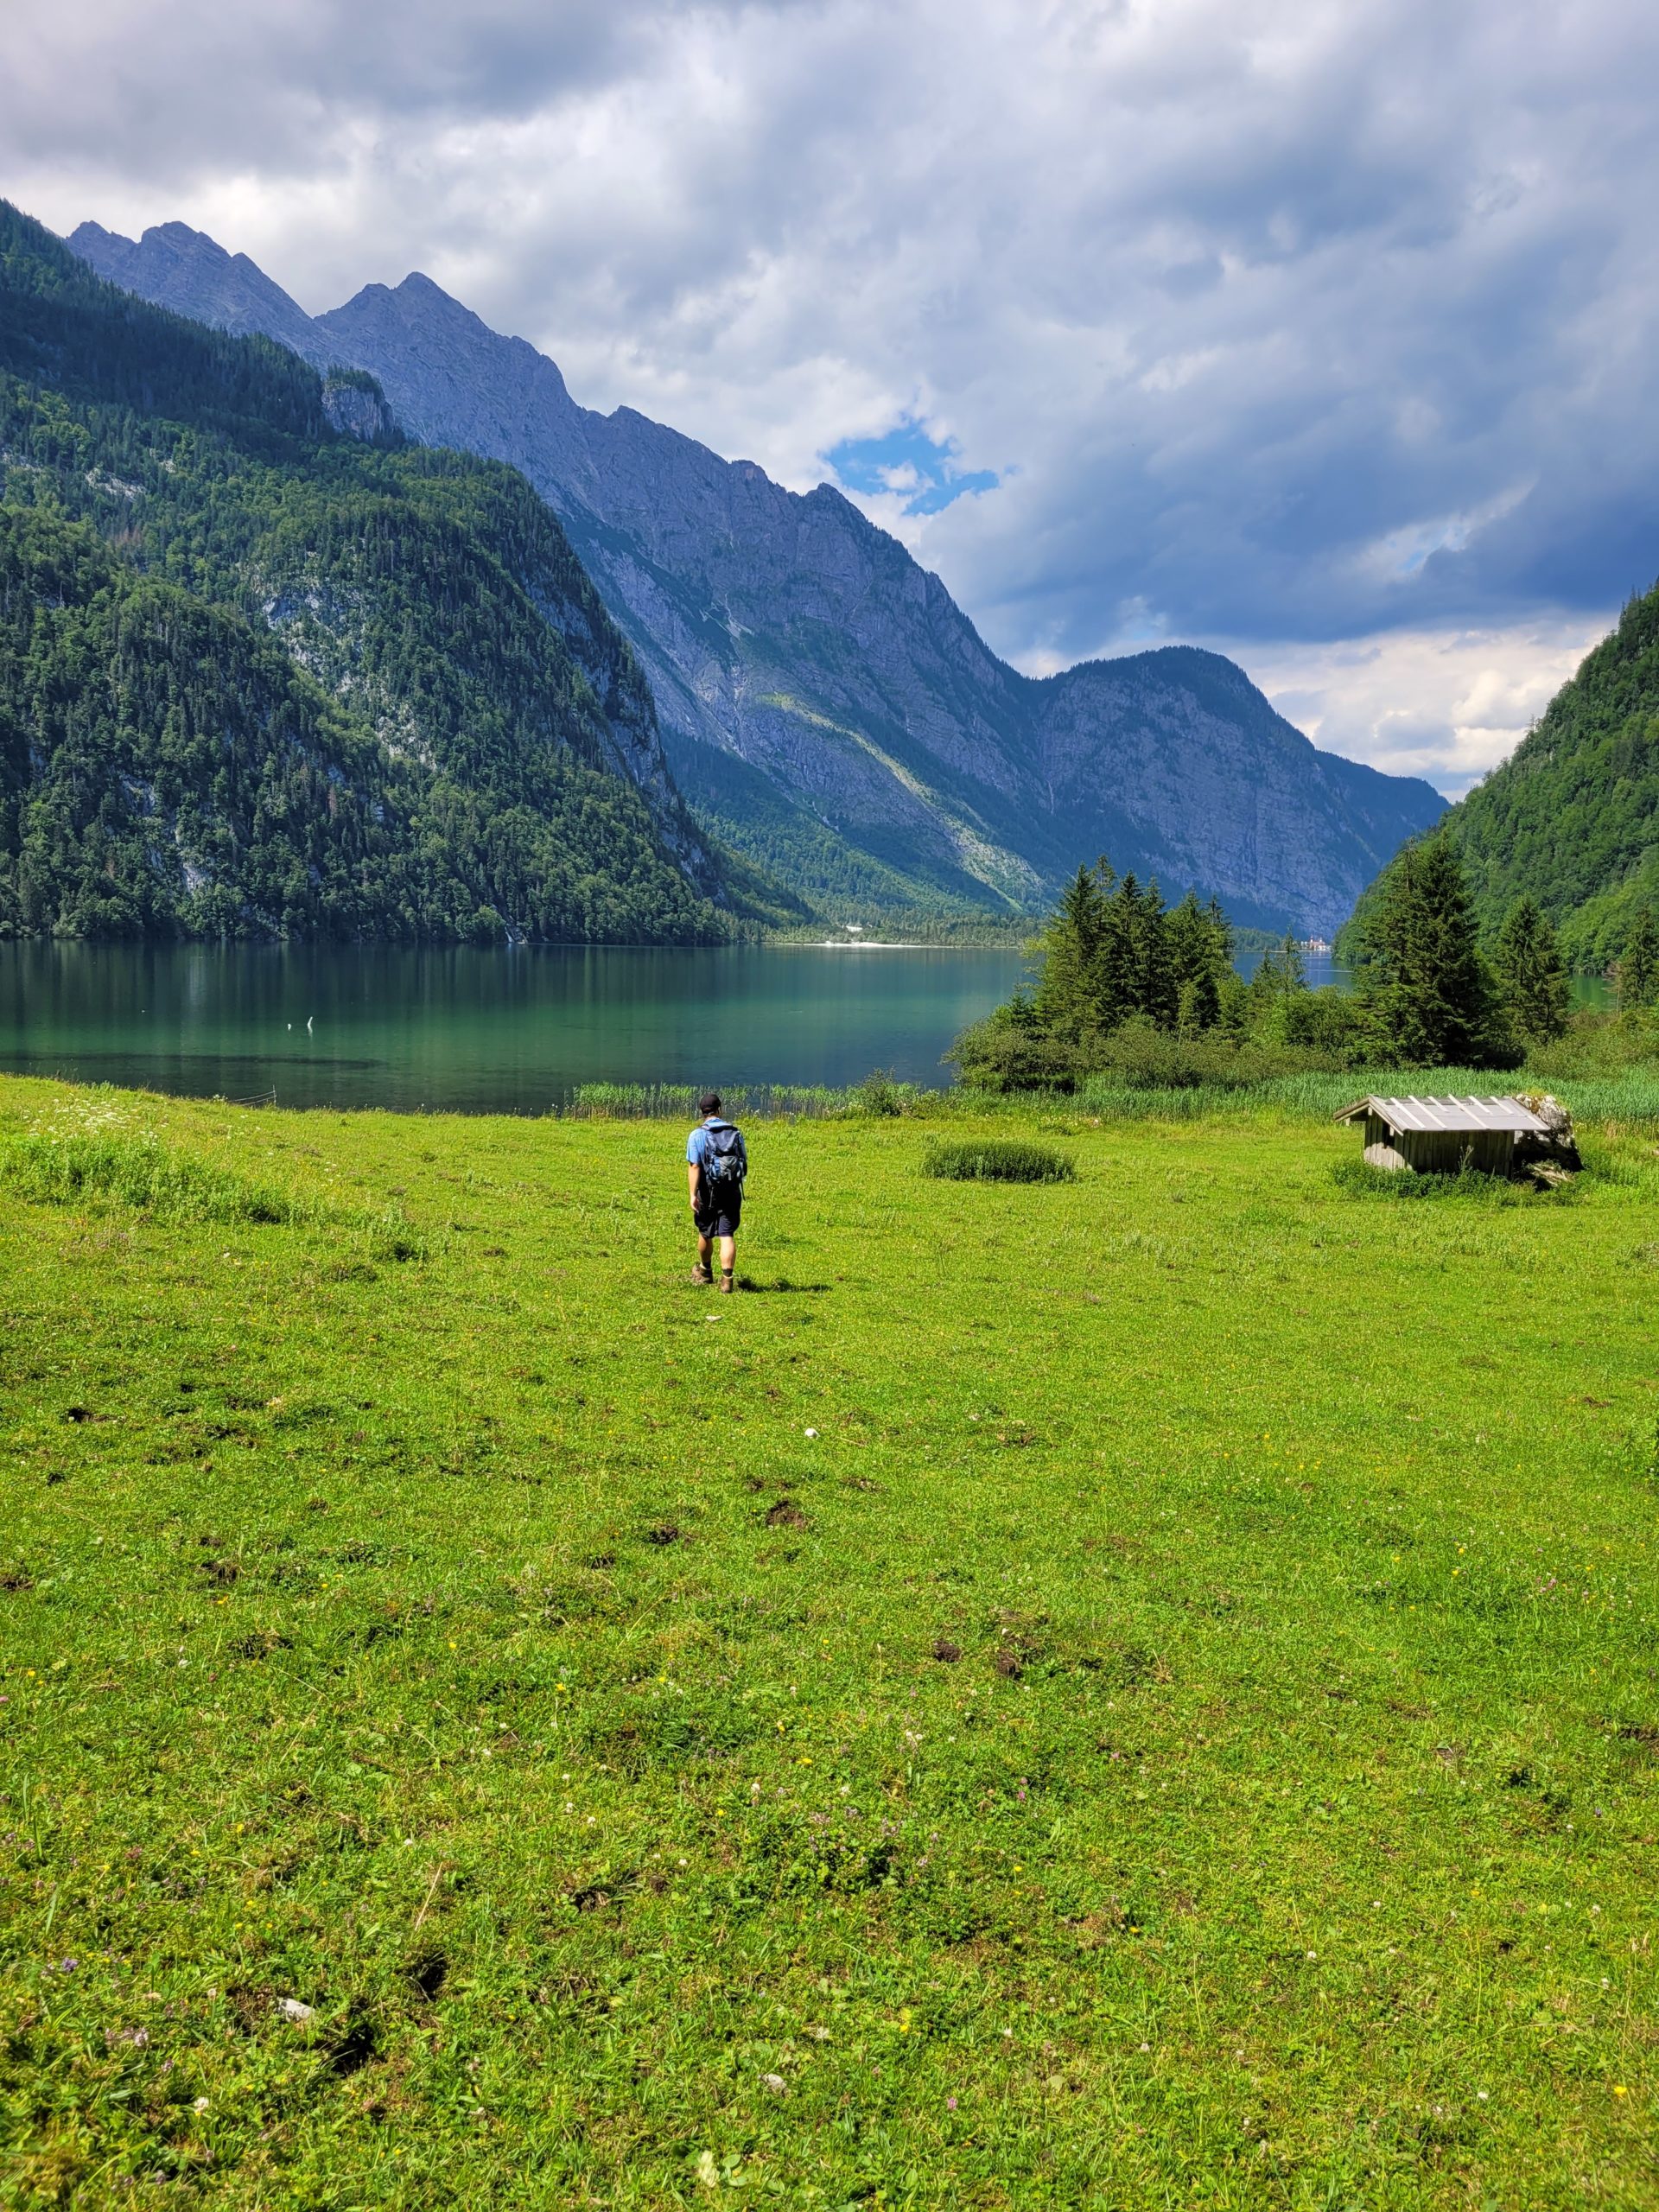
1351;836;1517;1066
958;825;1651;1092
1493;897;1570;1043
1031;863;1233;1039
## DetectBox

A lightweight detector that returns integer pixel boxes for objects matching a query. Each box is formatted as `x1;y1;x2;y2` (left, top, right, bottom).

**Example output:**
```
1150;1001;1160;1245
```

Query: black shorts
695;1182;743;1237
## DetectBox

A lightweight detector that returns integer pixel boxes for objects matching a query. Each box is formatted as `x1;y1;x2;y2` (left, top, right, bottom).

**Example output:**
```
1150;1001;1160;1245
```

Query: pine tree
1166;890;1230;1028
1177;969;1221;1037
1246;934;1306;1024
1359;837;1513;1066
1128;878;1177;1027
1033;863;1108;1037
1494;897;1569;1041
1206;898;1235;971
1094;870;1143;1029
1618;909;1659;1011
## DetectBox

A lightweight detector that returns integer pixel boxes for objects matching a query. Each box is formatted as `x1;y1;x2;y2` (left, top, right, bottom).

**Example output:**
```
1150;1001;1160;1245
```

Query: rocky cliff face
69;219;1446;933
320;371;399;445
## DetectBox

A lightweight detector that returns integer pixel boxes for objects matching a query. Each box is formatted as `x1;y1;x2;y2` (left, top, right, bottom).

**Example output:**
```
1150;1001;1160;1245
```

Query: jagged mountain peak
69;217;327;366
66;214;1446;931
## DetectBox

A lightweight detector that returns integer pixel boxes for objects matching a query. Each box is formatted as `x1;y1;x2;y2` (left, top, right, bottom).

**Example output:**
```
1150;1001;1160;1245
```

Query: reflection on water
0;943;1029;1112
0;940;1616;1114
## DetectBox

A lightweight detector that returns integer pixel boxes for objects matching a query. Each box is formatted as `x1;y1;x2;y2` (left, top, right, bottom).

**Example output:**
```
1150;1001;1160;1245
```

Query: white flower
761;2072;787;2094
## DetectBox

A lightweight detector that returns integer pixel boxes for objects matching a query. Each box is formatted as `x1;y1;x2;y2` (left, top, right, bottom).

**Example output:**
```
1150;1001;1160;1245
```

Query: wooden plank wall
1360;1116;1517;1175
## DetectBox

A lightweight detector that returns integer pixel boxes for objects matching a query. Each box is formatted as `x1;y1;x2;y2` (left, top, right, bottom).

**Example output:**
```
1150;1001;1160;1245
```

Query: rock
276;1997;314;2023
321;373;398;445
1516;1093;1581;1176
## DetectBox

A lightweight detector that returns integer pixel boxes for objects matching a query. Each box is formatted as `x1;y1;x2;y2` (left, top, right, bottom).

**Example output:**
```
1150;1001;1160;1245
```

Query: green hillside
0;202;728;944
1344;581;1659;966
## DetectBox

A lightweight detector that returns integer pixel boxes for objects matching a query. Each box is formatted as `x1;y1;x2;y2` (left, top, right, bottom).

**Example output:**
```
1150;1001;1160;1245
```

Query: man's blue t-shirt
687;1116;747;1175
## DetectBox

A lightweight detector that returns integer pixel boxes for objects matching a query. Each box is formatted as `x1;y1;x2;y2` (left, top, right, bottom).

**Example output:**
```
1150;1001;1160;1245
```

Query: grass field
2;1072;1657;2208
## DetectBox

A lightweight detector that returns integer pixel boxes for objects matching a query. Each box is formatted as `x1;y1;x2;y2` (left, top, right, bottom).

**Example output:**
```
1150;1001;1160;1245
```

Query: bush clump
923;1139;1076;1185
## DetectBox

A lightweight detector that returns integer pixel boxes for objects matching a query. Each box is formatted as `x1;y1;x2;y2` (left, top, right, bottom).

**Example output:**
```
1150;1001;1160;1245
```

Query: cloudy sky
10;0;1658;794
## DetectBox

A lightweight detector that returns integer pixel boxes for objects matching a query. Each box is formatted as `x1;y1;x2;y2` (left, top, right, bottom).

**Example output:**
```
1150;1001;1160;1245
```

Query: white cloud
1239;619;1611;796
8;0;1657;790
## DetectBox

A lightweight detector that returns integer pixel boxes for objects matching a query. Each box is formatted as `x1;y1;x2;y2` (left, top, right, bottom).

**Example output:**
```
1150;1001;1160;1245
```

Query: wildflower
946;2095;958;2110
193;2096;209;2113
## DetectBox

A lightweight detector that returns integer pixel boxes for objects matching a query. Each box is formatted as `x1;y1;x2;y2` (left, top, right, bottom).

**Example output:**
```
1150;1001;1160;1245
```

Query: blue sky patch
826;417;998;515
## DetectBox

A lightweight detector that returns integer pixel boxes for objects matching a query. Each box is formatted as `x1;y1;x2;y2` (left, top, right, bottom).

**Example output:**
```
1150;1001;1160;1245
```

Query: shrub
922;1139;1076;1184
947;1012;1084;1093
850;1068;909;1116
1255;986;1380;1065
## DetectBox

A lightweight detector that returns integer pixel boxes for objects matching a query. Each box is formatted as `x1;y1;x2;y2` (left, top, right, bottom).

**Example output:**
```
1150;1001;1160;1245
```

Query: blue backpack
702;1122;747;1185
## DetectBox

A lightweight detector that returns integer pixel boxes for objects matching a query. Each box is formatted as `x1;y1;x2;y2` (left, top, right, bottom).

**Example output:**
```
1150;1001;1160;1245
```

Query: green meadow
2;1073;1657;2209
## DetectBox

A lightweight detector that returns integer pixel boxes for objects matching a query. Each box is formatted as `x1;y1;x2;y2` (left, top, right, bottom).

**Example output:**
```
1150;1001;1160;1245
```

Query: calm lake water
0;944;1603;1114
0;944;1030;1112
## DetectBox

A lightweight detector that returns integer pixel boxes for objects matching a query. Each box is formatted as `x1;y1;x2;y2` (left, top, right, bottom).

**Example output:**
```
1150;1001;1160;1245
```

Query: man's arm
687;1160;702;1210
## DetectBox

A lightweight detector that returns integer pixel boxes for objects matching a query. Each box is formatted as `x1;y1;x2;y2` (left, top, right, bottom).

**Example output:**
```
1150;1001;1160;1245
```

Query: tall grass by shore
564;1066;1659;1124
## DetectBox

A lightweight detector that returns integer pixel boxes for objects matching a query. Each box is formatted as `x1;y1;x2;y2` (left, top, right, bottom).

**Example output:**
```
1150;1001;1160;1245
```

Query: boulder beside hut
1333;1094;1578;1179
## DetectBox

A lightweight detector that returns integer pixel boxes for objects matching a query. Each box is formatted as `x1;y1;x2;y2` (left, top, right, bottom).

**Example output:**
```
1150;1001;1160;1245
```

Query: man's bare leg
693;1229;715;1284
718;1234;737;1292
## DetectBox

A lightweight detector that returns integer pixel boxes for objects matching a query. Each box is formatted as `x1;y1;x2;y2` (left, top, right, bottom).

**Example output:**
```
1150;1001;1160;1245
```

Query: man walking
687;1091;747;1292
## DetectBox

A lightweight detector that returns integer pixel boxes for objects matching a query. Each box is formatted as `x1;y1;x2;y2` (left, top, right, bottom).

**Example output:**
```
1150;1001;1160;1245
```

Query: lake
0;944;1599;1113
0;943;1031;1113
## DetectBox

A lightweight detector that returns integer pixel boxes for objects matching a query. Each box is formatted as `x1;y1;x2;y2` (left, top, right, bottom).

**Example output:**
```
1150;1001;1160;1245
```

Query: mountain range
0;204;726;944
69;218;1446;936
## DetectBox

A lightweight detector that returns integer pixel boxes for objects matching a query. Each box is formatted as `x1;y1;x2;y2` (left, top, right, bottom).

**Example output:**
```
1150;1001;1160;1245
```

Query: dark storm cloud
7;2;785;177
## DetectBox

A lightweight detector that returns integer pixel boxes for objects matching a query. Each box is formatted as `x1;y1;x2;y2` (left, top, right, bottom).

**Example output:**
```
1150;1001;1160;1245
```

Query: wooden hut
1333;1094;1548;1175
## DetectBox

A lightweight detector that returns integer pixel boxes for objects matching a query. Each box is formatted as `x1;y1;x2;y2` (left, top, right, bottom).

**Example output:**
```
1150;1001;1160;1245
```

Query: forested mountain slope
1444;582;1659;962
70;219;1447;935
1339;582;1659;964
1;203;730;944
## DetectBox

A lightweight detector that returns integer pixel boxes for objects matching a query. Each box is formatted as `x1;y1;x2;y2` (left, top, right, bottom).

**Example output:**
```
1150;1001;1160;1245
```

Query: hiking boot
718;1269;735;1294
691;1262;713;1286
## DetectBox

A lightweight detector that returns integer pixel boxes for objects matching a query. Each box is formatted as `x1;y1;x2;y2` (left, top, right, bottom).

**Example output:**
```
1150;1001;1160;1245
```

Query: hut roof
1332;1094;1548;1134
